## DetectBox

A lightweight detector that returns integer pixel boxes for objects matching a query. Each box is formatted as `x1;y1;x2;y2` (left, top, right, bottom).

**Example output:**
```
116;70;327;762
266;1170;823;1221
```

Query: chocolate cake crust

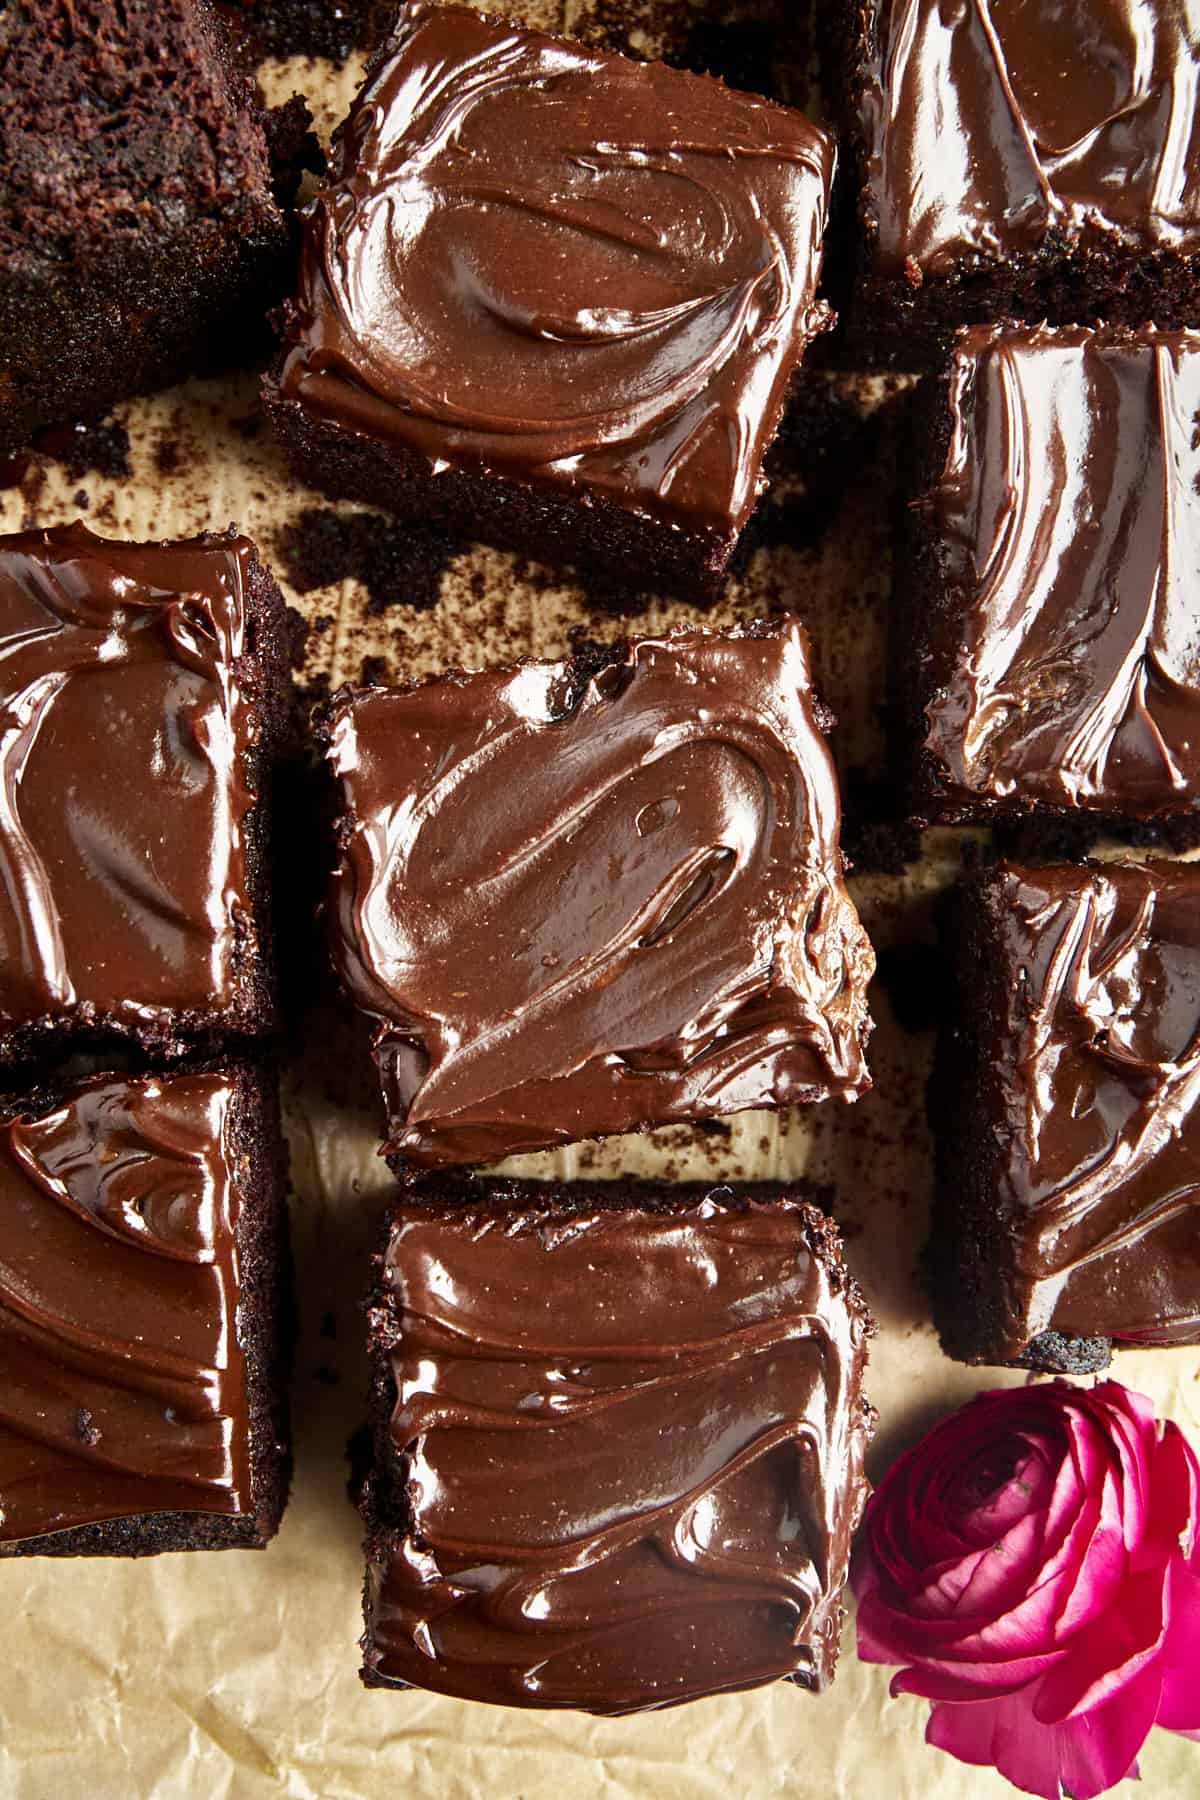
361;1183;875;1712
0;523;289;1063
324;620;875;1169
931;860;1200;1372
0;1062;290;1555
265;2;835;599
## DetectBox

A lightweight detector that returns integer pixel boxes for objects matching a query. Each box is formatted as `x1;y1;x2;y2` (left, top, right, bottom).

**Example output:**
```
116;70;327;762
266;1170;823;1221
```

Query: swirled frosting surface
980;861;1200;1354
861;0;1200;276
922;324;1200;815
277;2;834;534
326;622;874;1168
364;1191;874;1712
0;522;258;1033
0;1071;251;1542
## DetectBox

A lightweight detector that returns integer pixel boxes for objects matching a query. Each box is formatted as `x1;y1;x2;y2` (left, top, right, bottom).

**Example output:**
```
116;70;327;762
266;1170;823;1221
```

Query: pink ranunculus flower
852;1380;1200;1799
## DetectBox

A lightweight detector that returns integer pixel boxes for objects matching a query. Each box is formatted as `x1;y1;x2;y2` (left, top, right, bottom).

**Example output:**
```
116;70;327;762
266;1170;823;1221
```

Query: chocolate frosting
0;1071;252;1542
0;522;259;1036
364;1192;874;1712
277;2;834;535
862;0;1200;276
326;622;875;1168
980;861;1200;1355
922;325;1200;815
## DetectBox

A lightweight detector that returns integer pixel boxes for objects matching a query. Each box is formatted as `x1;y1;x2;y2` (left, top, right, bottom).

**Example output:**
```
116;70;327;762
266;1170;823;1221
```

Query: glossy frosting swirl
326;622;875;1168
364;1191;874;1713
278;2;834;534
0;1072;251;1543
0;523;258;1035
922;325;1200;815
982;862;1200;1355
862;0;1200;276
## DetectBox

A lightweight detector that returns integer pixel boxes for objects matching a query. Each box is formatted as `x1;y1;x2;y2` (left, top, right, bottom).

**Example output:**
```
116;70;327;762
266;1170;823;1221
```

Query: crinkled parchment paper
0;9;1196;1796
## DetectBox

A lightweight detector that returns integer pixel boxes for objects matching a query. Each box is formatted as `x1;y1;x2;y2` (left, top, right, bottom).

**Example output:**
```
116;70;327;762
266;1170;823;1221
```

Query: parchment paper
1;11;1196;1796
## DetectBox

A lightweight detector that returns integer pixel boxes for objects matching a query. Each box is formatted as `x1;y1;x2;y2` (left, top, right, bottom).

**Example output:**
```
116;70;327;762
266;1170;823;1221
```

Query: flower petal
925;1666;1160;1800
925;1691;1072;1800
1033;1567;1169;1722
891;1654;1064;1705
855;1377;1200;1795
1145;1420;1200;1565
1158;1561;1200;1732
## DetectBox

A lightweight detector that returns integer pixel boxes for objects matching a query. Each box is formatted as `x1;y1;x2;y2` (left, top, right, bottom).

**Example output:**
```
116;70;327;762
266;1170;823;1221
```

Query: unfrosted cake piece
361;1178;875;1712
931;860;1200;1373
323;621;875;1169
0;0;292;452
898;323;1200;830
0;1063;291;1555
823;1;1200;361
265;2;836;600
0;524;290;1064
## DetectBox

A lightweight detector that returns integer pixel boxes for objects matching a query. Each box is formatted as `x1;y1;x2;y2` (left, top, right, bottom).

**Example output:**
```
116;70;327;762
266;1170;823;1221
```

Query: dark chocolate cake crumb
359;653;389;687
32;419;132;482
263;93;323;206
230;412;263;440
284;605;310;671
72;489;89;510
154;437;183;475
74;1409;102;1448
841;813;924;876
839;770;923;874
276;506;452;614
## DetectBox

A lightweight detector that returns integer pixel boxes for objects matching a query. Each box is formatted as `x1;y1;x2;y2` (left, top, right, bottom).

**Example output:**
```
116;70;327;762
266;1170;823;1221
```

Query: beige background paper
1;11;1197;1795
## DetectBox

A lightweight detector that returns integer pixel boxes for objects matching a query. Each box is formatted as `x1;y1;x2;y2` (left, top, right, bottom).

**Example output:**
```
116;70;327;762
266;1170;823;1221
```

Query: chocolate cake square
0;0;293;454
823;2;1200;360
0;1062;291;1555
898;324;1200;829
323;621;875;1170
361;1179;875;1712
931;859;1200;1374
264;2;836;601
0;523;290;1064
